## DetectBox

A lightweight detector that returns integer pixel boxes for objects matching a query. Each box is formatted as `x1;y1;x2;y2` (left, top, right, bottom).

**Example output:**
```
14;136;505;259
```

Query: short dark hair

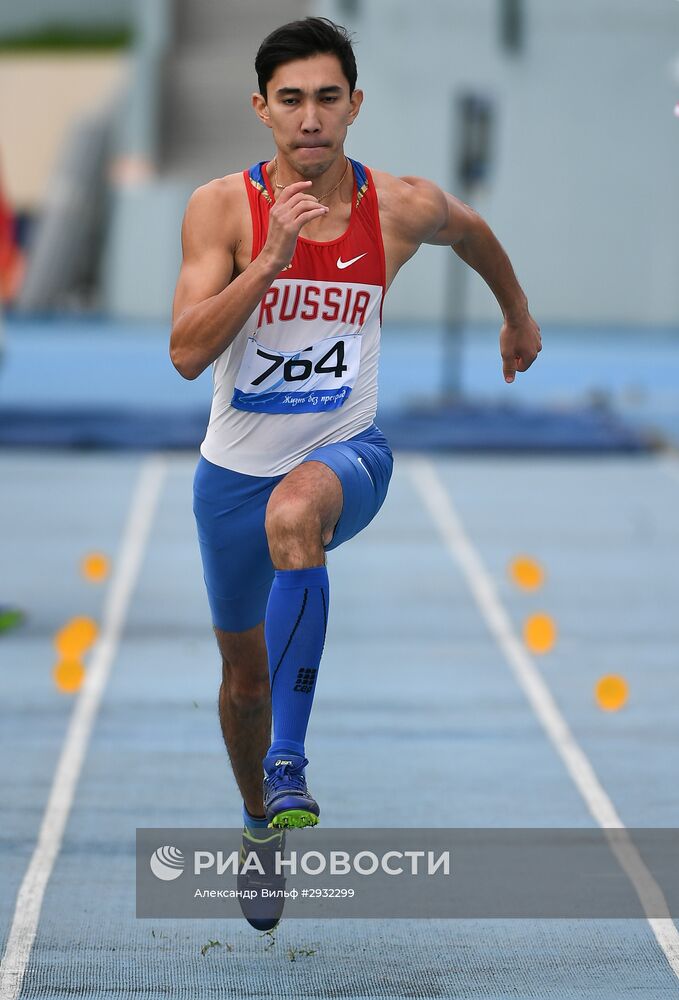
255;17;357;98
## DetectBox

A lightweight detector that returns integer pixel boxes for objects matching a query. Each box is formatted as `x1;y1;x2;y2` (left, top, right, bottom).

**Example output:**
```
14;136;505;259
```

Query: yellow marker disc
595;675;629;712
81;552;110;583
53;617;99;658
53;659;85;694
523;613;557;654
509;556;544;591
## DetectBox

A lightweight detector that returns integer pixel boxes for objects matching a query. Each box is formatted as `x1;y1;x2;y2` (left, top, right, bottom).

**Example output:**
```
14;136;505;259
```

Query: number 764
252;341;348;386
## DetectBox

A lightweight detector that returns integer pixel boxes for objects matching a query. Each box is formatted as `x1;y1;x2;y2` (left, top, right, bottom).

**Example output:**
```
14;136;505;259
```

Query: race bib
231;333;361;414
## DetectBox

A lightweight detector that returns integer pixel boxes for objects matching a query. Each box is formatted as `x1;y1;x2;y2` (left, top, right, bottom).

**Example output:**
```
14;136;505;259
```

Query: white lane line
407;457;679;978
0;456;166;1000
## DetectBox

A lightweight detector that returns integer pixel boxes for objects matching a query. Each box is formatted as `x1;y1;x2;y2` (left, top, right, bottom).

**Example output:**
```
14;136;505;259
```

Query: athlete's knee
221;670;270;710
264;495;321;547
214;624;269;706
220;653;270;708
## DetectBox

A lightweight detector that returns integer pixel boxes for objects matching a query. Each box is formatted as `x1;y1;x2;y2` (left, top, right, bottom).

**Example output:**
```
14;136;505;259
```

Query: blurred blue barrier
0;316;675;451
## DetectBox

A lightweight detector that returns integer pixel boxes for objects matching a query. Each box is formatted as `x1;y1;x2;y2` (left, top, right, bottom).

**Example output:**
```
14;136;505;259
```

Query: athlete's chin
290;149;335;177
291;162;330;180
296;164;329;180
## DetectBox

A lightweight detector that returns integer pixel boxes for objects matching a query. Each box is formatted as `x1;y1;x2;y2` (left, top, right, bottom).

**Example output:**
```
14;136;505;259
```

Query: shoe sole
268;809;319;830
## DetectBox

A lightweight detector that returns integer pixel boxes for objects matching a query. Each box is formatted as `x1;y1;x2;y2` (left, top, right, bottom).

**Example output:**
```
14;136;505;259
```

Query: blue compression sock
242;803;269;832
264;565;329;761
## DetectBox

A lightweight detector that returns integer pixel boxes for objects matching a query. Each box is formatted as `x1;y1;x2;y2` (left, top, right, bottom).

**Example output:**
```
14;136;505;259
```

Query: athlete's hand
260;181;329;272
499;310;542;383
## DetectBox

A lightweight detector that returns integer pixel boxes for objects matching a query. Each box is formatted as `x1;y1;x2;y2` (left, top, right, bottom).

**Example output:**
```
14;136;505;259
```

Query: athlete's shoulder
185;172;246;219
181;172;248;250
367;167;448;242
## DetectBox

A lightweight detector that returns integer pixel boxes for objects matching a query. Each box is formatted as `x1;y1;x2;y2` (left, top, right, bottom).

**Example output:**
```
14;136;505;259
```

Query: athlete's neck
268;153;351;204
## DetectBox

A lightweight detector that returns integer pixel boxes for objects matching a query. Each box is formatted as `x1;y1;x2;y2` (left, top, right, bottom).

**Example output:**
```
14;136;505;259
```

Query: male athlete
170;17;540;926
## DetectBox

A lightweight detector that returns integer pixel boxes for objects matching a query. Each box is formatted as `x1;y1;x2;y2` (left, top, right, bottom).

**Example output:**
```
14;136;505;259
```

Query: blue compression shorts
192;422;394;633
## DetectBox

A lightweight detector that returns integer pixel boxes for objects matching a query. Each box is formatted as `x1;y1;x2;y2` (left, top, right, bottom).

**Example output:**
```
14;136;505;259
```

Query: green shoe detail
269;809;319;830
243;827;283;845
239;829;283;863
0;607;24;635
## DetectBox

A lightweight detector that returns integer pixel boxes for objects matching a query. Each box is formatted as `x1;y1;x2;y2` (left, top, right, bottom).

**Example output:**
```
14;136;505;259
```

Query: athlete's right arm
170;178;328;380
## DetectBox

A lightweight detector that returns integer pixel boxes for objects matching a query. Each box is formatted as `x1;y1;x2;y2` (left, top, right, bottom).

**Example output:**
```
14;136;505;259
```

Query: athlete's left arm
400;176;542;383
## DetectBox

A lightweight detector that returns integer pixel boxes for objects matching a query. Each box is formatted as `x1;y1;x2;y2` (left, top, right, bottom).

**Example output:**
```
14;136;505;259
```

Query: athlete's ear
347;88;364;125
252;92;273;129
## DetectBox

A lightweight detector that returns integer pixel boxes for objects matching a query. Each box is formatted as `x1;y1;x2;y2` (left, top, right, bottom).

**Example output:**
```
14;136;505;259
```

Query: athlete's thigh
300;423;394;550
193;456;282;633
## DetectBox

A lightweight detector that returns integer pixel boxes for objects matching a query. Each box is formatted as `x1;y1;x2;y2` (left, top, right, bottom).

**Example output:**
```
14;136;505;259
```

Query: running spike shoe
263;753;320;830
237;826;286;931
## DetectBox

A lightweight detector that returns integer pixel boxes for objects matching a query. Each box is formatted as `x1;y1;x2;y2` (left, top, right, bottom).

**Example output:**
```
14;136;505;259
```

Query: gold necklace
272;156;349;203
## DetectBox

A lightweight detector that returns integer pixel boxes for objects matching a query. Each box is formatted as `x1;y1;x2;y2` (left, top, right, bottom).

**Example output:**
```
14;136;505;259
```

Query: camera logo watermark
149;845;185;881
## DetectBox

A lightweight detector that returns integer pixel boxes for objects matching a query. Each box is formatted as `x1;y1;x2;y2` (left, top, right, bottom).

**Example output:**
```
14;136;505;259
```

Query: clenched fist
260;181;329;272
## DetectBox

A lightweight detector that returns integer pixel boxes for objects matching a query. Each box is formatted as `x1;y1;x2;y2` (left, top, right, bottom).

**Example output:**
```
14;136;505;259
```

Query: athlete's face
252;53;363;178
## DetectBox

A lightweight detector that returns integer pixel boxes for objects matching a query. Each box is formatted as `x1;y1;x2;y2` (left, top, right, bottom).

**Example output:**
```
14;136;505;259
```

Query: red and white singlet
199;157;386;476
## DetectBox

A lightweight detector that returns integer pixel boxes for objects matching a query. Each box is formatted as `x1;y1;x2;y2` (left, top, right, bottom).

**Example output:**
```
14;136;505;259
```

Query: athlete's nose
300;102;322;133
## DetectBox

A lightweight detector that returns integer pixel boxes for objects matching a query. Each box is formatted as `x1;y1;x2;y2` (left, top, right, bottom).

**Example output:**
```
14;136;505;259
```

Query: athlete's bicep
171;184;236;324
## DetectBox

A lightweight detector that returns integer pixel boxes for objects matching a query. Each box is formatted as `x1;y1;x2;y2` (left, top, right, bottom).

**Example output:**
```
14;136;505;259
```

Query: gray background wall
318;0;679;326
0;0;131;34
7;0;678;327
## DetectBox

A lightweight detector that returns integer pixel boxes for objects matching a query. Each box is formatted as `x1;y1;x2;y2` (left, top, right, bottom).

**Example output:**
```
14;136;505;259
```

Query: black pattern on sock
320;587;327;638
270;588;308;694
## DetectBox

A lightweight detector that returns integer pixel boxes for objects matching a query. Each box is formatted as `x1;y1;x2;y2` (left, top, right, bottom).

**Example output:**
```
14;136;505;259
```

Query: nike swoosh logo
357;456;374;488
336;253;368;270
